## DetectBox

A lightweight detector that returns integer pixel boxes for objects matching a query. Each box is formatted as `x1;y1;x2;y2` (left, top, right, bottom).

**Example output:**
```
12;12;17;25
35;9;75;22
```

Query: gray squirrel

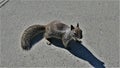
21;20;83;50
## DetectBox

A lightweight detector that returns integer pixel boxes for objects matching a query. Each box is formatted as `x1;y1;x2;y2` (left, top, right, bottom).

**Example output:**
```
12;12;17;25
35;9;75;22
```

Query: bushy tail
21;25;45;50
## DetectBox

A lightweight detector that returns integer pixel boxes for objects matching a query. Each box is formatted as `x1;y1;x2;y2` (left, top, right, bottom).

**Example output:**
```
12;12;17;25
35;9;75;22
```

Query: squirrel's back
46;20;69;31
45;20;69;39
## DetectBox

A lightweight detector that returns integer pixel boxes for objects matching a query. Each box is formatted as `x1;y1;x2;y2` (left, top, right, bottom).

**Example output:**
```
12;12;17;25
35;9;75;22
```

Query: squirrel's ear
71;25;74;30
77;23;79;27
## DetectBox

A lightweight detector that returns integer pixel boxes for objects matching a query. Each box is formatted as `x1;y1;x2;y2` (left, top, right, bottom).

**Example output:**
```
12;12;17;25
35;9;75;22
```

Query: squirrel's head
70;23;83;41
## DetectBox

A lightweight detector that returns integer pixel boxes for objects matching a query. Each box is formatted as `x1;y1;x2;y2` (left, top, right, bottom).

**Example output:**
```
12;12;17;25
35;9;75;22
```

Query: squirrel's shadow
31;34;105;68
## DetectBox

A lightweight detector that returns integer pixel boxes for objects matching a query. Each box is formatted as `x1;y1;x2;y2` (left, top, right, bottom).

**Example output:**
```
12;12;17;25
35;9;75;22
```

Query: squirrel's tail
21;25;45;50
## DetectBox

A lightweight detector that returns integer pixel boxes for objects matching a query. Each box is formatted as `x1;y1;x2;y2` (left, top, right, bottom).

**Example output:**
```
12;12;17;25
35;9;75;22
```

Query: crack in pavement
0;0;9;8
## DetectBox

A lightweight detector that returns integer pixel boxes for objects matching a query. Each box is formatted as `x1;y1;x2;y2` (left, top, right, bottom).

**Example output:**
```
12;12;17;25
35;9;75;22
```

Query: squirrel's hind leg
44;33;52;45
46;38;52;45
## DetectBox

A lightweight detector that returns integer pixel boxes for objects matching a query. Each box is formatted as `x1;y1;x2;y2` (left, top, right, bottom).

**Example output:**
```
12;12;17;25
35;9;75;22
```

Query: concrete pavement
0;0;119;67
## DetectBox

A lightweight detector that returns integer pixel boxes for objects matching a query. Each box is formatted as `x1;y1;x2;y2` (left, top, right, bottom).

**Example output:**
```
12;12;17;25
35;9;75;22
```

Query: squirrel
21;20;83;50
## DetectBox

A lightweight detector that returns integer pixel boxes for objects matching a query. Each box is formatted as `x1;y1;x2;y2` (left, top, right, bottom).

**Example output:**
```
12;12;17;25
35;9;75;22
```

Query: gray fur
21;20;83;50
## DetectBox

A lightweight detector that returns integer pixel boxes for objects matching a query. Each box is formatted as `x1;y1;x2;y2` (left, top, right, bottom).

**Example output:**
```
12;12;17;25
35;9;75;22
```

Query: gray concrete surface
0;0;119;67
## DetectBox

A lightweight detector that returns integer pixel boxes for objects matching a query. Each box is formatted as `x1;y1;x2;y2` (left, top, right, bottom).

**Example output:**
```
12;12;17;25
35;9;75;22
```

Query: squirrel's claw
46;41;51;45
